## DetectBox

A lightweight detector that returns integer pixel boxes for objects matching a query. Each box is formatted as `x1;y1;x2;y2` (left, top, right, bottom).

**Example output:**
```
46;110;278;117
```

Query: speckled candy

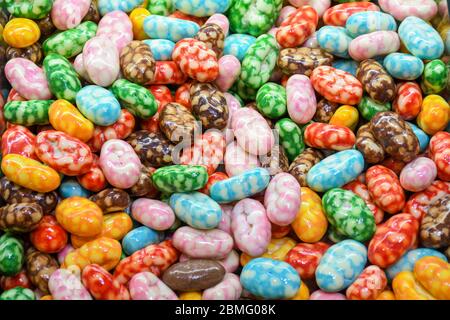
76;86;121;126
111;80;157;119
383;53;424;81
152;165;208;194
4;100;53;126
144;15;200;42
286;74;317;124
317;26;352;58
256;83;286;119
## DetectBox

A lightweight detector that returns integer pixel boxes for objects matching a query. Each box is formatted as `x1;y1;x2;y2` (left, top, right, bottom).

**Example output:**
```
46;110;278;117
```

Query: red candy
140;86;172;134
169;11;206;26
323;2;380;26
77;154;108;192
342;180;384;224
380;157;407;176
199;172;228;195
1;126;38;160
150;61;187;85
30;215;68;254
6;88;26;102
175;82;192;109
285;242;330;280
0;269;32;291
271;223;291;239
392;82;422;121
276;6;318;48
429;131;450;181
404;180;450;220
346;265;387;300
304;123;356;151
82;264;130;300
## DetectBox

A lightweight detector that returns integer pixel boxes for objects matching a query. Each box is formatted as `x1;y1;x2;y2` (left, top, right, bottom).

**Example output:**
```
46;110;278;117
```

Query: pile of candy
0;0;449;301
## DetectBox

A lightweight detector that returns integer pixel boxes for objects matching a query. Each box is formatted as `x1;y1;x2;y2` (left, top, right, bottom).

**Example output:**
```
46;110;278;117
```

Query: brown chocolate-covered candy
190;82;229;130
126;130;174;167
356;59;396;104
194;23;225;57
369;111;419;162
0;203;43;233
120;40;156;85
260;145;289;176
289;148;324;186
89;188;131;214
162;260;225;292
6;43;43;64
314;99;340;123
356;123;385;164
83;0;100;23
25;247;59;293
128;166;159;198
420;195;450;248
36;15;56;40
159;103;200;144
278;47;333;76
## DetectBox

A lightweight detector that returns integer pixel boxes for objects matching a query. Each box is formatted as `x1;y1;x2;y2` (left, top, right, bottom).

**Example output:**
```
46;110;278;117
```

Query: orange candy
414;256;450;300
3;18;41;48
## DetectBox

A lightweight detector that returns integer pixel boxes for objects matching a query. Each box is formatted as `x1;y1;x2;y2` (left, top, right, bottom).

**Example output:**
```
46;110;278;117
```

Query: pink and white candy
205;13;230;35
129;272;177;300
287;74;317;124
131;198;175;231
288;0;331;17
349;31;400;61
49;268;92;300
51;0;91;30
400;157;437;192
202;273;242;300
214;55;241;92
97;10;133;53
218;204;233;235
224;141;260;177
310;290;347;300
378;0;437;21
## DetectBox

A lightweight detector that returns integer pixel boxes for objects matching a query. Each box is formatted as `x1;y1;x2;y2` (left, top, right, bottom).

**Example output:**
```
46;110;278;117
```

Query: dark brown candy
89;188;131;214
369;111;419;162
278;47;333;76
420;195;450;248
0;203;43;233
25;247;58;294
190;82;229;130
289;148;324;187
260;145;289;175
36;15;56;40
162;260;225;292
128;166;159;198
356;59;396;104
356;123;385;164
120;40;156;85
159;103;200;144
194;23;225;57
0;10;8;27
6;43;43;64
126;130;174;167
314;99;340;123
83;0;101;23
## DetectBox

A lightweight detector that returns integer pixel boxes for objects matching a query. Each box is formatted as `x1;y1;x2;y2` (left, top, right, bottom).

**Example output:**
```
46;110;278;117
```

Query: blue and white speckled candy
407;122;430;152
143;15;200;42
58;179;90;199
174;0;232;17
76;85;121;126
143;39;175;61
317;26;352;59
332;59;358;76
386;248;448;281
98;0;144;16
122;226;163;255
169;192;222;229
240;258;300;299
223;34;257;62
383;53;424;80
345;11;397;38
209;168;271;204
315;240;367;292
398;16;444;60
307;150;365;192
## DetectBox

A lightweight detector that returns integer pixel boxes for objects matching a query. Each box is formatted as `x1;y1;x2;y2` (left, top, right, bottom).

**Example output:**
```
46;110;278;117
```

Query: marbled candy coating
143;15;199;42
122;226;163;256
378;0;437;21
224;141;260;177
96;11;133;53
51;0;91;31
317;26;352;58
131;199;175;231
400;157;437;192
345;11;397;38
286;74;317;124
174;0;232;17
129;271;177;300
349;31;400;61
48;269;92;300
98;0;144;15
202;273;242;300
223;34;256;62
152;165;208;194
76;86;121;126
383;53;424;80
143;39;175;61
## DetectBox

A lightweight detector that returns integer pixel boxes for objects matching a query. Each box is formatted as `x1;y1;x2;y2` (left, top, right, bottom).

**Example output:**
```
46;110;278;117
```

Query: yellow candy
71;212;133;248
1;154;61;193
392;271;435;300
0;25;3;42
291;187;328;243
49;100;94;142
179;291;203;300
240;237;296;266
56;197;103;237
290;281;310;300
40;295;53;300
329;105;359;131
416;95;450;135
376;290;396;300
130;8;150;40
3;18;41;48
63;237;122;271
414;256;450;300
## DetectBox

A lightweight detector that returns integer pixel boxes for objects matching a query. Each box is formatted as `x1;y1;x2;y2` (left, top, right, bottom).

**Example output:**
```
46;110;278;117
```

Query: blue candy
332;59;358;76
98;0;144;15
75;85;121;126
383;53;424;80
307;150;365;192
223;34;256;61
386;249;448;281
143;39;175;61
169;192;222;229
317;26;352;59
345;11;397;38
143;15;200;42
315;240;367;292
240;258;300;299
58;178;90;199
209;168;270;203
174;0;232;17
122;226;163;256
398;16;444;60
406;122;430;152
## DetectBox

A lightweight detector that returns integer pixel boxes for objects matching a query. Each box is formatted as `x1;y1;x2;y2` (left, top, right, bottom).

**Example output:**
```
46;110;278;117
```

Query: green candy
327;226;348;244
231;78;258;101
227;0;283;37
0;287;35;300
152;165;208;194
5;0;53;19
322;188;376;242
43;53;82;103
275;118;305;162
357;96;391;120
147;0;174;15
43;21;97;58
240;34;279;90
4;100;54;126
0;233;24;276
111;79;158;119
421;59;449;94
256;82;287;119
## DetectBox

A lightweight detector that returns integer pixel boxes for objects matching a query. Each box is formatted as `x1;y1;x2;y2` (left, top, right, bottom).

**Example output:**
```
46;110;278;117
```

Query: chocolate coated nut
278;47;333;76
356;59;396;104
25;247;59;294
314;99;340;123
128;166;159;198
89;188;131;214
159;103;200;144
127;130;174;167
260;145;289;176
0;203;43;233
195;23;225;57
120;40;156;85
289;148;324;187
356;123;385;164
162;260;225;292
420;195;450;248
36;15;56;39
6;43;43;64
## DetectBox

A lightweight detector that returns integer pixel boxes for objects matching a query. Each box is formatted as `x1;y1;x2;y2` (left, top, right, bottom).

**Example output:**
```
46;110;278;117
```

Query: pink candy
51;0;91;30
378;0;437;21
131;199;176;231
276;6;297;26
223;93;241;144
49;268;92;300
400;157;437;192
129;272;177;300
310;290;347;300
215;55;241;92
349;31;400;61
202;273;242;300
73;53;92;83
286;74;317;124
97;10;133;53
205;13;230;35
219;250;240;273
224;141;260;177
289;0;331;17
218;204;233;235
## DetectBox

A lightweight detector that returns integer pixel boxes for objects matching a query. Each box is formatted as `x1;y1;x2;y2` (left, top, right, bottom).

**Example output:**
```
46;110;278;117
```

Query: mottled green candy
152;165;208;194
4;100;53;126
43;21;98;58
231;78;258;101
240;34;279;90
357;96;391;120
0;233;24;276
5;0;52;19
111;79;158;119
147;0;174;15
0;287;35;300
228;0;283;37
322;188;376;242
275;118;305;162
327;226;348;243
421;59;449;94
256;82;287;119
43;53;82;103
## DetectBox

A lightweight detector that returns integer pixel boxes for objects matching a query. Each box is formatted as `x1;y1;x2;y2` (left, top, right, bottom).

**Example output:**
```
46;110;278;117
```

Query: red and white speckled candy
342;180;384;224
286;74;317;125
429;131;450;182
349;31;400;61
404;180;450;220
150;61;188;85
129;272;177;300
264;173;301;226
96;10;133;53
2;126;38;161
346;265;387;300
276;6;297;26
131;199;176;231
304;123;356;151
392;82;423;121
276;5;318;48
224;141;260;177
202;273;242;300
323;2;380;26
214;55;241;92
99;139;141;189
172;38;219;83
400;157;437;192
311;66;363;105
